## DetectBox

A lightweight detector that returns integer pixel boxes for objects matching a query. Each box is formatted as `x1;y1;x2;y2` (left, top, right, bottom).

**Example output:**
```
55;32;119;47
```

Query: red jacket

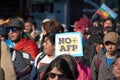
14;38;39;60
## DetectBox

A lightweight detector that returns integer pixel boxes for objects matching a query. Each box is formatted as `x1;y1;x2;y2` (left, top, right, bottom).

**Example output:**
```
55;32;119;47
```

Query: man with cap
6;18;39;80
91;32;120;80
0;32;16;80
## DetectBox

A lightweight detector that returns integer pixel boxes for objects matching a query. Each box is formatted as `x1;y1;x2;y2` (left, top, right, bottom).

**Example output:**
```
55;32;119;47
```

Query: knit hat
74;21;86;33
104;32;119;44
7;18;23;28
74;17;90;33
79;17;90;27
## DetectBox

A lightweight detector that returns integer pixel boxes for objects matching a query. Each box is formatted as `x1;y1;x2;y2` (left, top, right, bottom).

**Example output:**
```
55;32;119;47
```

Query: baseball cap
7;18;24;28
104;32;119;44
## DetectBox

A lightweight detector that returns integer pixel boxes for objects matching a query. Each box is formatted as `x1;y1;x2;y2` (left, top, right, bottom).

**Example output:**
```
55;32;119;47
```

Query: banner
96;3;118;19
55;32;83;57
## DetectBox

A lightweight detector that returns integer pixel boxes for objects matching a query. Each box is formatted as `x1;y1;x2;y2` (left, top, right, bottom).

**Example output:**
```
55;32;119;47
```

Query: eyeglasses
6;27;20;33
48;72;66;79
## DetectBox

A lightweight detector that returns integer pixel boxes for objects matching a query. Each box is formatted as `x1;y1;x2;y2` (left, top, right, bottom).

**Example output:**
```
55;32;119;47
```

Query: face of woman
96;43;104;53
48;67;65;80
113;58;120;78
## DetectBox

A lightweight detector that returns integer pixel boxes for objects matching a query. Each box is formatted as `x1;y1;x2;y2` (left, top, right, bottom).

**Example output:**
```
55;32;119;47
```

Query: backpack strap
37;52;46;66
95;52;104;79
96;57;101;72
33;52;46;80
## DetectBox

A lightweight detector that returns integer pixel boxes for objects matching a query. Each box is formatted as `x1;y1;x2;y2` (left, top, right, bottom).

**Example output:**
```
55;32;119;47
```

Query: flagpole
90;11;98;22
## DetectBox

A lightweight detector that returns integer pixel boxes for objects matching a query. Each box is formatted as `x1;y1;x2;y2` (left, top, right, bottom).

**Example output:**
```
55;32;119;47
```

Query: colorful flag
96;3;118;19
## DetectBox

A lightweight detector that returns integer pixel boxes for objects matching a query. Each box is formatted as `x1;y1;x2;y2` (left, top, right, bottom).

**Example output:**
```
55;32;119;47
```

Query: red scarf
14;38;39;60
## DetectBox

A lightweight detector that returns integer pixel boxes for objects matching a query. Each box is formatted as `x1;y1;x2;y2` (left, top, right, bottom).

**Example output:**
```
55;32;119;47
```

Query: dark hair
103;27;113;33
24;19;33;25
42;20;64;33
92;20;102;27
116;53;120;60
103;18;116;31
112;53;120;65
33;21;37;29
57;54;79;79
41;56;75;80
44;33;55;45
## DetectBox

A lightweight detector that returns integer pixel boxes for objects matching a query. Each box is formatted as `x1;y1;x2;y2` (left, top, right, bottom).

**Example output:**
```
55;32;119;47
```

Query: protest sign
55;32;83;57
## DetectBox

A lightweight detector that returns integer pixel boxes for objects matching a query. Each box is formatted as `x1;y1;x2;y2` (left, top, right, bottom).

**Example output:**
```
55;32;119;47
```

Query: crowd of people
0;13;120;80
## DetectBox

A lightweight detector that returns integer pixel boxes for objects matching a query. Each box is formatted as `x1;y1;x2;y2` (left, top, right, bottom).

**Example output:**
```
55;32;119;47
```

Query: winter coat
1;41;16;80
91;52;115;80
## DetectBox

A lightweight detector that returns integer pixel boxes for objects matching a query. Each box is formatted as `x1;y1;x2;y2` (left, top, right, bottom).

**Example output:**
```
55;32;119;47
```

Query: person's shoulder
108;77;117;80
21;38;36;44
92;52;105;61
35;52;44;60
96;52;105;57
40;55;54;64
1;41;8;52
1;41;8;48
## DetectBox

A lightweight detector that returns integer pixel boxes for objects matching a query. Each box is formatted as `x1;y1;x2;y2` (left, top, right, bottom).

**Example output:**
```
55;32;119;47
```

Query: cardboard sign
55;32;83;57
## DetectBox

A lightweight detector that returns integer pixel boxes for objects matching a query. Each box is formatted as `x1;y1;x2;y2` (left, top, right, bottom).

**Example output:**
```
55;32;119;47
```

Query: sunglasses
48;72;66;79
6;27;21;33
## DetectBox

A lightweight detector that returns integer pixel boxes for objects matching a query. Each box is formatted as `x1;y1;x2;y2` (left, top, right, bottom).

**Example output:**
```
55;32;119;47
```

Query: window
32;3;53;13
